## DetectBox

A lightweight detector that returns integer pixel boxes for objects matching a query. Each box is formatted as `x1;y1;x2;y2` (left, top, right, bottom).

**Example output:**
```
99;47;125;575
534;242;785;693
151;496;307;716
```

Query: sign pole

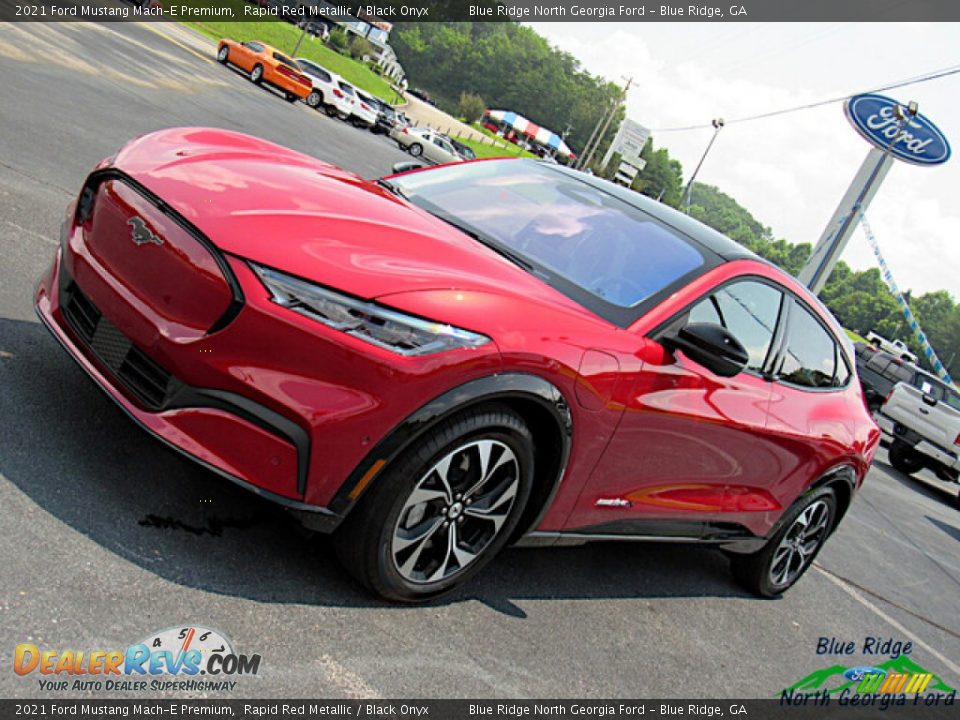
796;147;893;294
798;94;950;294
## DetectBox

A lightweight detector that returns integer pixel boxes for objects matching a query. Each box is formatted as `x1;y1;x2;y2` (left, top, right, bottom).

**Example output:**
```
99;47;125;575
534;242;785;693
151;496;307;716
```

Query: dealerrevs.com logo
14;625;261;693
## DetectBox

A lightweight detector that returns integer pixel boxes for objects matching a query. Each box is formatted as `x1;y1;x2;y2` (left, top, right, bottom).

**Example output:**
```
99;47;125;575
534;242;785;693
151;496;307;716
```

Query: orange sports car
216;39;312;103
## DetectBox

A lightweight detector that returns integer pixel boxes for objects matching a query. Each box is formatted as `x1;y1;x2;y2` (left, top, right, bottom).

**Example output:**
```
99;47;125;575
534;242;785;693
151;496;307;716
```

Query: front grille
62;284;177;409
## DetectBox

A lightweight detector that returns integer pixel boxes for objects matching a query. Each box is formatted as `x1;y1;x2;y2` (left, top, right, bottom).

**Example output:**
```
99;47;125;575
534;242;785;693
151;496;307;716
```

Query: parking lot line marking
136;23;215;66
3;220;57;247
813;565;960;676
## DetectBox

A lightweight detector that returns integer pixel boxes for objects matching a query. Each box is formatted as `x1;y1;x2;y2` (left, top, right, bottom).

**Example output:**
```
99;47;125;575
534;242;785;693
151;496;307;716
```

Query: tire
728;487;837;598
306;91;322;109
250;64;263;84
334;405;534;602
888;440;924;476
216;45;229;64
408;143;423;157
284;92;297;103
324;104;338;117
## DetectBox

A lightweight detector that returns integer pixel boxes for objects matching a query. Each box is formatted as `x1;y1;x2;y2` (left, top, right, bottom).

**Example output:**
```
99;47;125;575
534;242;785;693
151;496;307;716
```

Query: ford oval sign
845;94;951;166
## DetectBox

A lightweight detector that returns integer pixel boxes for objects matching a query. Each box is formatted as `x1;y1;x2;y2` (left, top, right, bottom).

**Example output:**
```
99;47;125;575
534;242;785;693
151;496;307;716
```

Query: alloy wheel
391;439;520;584
768;499;830;588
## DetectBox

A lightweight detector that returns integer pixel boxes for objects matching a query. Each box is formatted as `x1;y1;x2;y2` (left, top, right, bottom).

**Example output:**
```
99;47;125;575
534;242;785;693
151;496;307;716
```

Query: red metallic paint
36;128;879;545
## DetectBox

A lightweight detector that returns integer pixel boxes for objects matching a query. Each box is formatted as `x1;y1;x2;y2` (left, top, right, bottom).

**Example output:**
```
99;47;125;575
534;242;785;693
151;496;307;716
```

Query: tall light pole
680;118;724;210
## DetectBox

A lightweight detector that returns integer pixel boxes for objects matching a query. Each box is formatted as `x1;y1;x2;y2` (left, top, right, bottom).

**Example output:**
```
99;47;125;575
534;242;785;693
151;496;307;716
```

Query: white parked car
351;89;380;128
395;127;463;165
295;58;353;118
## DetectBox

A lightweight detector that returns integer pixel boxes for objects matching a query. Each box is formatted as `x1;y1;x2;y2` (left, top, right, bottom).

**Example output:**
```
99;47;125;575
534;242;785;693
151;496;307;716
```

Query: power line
651;63;960;132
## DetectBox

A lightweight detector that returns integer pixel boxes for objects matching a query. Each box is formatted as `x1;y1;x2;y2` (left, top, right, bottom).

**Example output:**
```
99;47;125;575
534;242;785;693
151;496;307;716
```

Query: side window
777;301;840;389
687;280;783;373
890;363;913;384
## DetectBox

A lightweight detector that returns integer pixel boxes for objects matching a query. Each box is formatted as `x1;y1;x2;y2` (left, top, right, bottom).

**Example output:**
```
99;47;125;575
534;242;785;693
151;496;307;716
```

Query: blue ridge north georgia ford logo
844;93;951;166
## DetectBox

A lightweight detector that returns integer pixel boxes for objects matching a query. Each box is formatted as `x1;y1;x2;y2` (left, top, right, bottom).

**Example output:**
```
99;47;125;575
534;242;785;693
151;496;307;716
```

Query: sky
527;22;960;299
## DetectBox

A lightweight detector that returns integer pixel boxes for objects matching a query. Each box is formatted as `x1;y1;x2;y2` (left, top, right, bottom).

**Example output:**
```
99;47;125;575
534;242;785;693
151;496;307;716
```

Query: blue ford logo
843;666;885;682
845;94;950;166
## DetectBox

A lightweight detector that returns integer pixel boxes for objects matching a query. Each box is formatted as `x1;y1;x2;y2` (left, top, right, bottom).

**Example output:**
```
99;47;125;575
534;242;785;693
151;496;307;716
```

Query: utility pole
579;76;633;171
680;118;724;210
292;24;309;56
577;114;605;170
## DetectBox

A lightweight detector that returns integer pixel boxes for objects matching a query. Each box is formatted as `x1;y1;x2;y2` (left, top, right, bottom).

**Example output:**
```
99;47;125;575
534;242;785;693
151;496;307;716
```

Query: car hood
110;128;576;308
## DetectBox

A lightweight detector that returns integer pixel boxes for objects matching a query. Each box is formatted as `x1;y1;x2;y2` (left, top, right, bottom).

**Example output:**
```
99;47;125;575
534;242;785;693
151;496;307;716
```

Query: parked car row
217;39;412;137
215;38;481;167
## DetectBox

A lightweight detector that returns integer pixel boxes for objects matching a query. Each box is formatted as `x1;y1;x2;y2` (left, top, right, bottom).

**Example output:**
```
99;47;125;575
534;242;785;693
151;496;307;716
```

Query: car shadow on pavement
873;458;959;508
1;317;752;616
926;516;960;544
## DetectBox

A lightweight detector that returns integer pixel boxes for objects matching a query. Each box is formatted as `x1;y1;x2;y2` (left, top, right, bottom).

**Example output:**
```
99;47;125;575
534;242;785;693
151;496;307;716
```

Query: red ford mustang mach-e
35;128;880;601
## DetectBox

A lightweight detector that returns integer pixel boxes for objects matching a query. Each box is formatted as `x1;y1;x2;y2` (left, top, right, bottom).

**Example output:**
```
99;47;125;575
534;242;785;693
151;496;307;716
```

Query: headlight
251;263;491;356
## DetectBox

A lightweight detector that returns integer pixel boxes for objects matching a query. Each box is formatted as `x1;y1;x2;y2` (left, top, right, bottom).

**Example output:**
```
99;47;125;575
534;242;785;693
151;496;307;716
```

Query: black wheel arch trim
78;169;245;335
754;464;857;549
328;373;573;535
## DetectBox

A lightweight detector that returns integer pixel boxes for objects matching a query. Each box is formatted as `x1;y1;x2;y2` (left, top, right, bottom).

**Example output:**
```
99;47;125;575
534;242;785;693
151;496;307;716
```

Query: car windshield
392;161;705;308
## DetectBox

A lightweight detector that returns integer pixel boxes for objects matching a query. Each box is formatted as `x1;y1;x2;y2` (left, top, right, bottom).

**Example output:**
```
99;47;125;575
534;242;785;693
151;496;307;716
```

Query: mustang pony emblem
127;217;163;247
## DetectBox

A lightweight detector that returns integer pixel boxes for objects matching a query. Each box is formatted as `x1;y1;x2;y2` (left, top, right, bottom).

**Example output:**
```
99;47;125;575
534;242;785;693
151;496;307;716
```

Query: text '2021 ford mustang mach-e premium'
36;128;880;601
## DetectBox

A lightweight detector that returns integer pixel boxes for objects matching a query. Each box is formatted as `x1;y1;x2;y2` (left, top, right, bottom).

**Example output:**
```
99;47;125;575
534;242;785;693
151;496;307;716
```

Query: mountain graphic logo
781;656;955;696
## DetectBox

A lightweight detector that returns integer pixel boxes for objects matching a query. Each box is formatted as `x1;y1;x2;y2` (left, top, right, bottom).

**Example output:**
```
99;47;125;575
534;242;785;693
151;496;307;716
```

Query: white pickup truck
865;331;919;364
877;372;960;494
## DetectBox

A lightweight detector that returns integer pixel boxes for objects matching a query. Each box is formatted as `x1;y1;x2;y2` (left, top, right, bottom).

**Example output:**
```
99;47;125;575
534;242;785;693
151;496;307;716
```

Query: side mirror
391;161;424;174
665;322;750;378
921;393;938;407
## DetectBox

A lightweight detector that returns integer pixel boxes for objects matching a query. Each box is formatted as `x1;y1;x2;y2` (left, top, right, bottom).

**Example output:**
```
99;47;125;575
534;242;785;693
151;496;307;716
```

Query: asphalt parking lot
1;22;959;700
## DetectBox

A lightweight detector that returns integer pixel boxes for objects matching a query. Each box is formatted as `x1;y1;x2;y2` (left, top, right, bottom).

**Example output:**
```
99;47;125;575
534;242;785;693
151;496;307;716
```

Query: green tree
326;28;349;54
458;92;486;124
631;139;684;207
390;22;623;156
687;182;770;249
348;36;375;60
912;291;960;375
